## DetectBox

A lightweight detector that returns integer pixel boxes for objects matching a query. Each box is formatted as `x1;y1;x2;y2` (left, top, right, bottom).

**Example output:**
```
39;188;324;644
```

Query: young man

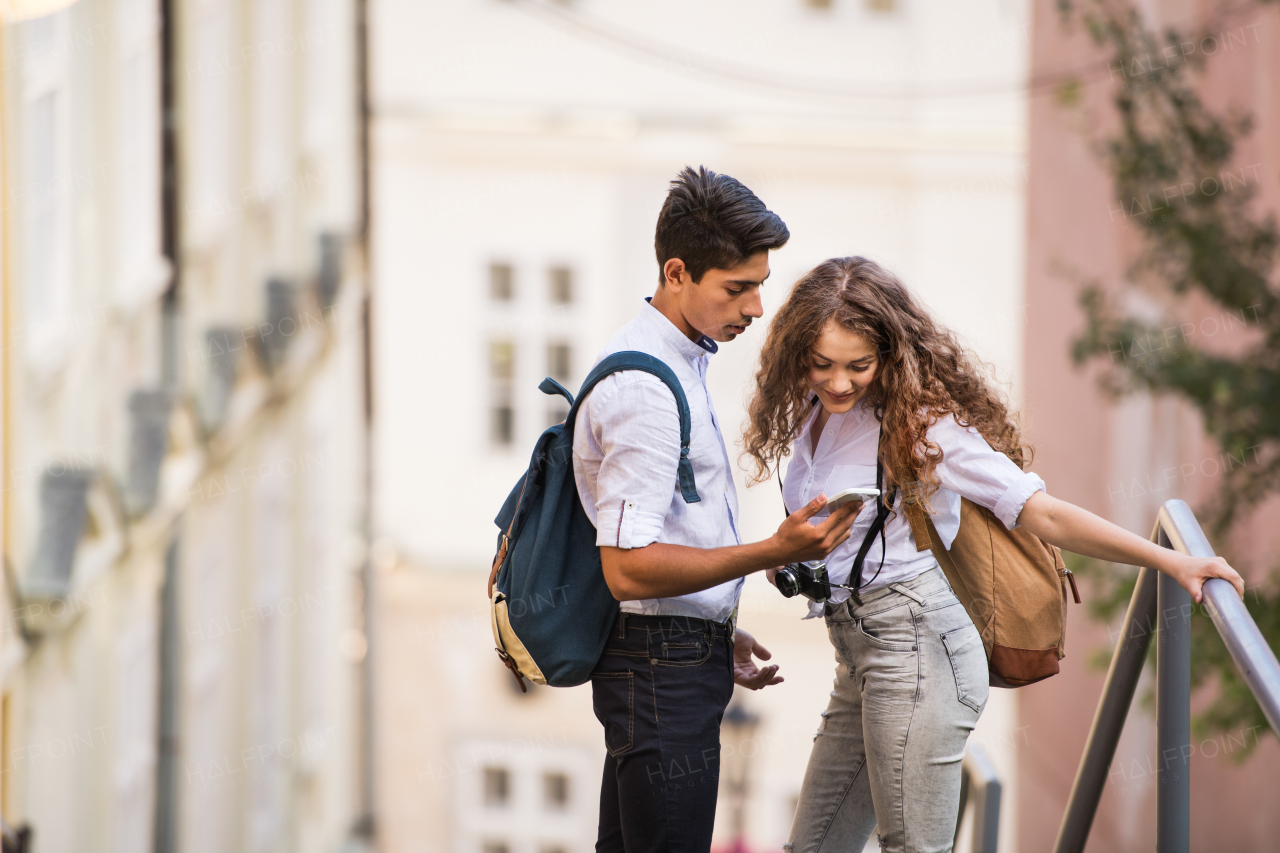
573;166;861;853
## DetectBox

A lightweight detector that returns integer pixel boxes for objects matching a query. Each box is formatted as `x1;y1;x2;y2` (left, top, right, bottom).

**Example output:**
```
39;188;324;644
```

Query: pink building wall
1018;1;1280;850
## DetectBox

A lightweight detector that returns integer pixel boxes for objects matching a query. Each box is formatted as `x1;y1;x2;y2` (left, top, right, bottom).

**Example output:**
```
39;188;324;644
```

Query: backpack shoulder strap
567;350;700;504
902;495;934;553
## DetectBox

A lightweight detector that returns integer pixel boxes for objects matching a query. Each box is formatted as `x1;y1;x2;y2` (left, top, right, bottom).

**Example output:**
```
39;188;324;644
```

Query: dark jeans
591;612;735;853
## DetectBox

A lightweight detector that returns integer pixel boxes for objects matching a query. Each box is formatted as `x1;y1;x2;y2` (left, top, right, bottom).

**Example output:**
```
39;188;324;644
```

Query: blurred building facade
0;0;370;851
15;2;1274;853
370;2;1030;852
1019;1;1280;850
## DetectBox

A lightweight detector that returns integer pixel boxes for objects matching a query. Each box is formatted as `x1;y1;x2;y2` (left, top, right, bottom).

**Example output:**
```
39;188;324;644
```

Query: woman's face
806;320;879;414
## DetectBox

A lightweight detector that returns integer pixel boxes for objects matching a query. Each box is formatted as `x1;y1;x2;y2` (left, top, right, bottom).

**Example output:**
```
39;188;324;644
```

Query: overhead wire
511;0;1270;107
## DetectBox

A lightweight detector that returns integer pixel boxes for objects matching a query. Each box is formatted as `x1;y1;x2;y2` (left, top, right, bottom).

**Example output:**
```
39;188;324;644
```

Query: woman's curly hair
742;256;1030;501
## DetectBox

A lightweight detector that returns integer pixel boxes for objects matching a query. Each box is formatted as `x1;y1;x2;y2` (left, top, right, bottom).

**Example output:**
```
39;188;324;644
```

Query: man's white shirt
572;300;742;623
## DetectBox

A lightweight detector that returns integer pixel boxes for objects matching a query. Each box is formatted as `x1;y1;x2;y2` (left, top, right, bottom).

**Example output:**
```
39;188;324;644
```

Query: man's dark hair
654;166;790;284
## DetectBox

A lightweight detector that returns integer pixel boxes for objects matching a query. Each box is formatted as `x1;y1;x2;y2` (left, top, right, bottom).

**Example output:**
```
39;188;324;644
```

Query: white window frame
186;0;235;248
16;11;74;371
114;0;171;313
251;0;292;198
454;737;597;853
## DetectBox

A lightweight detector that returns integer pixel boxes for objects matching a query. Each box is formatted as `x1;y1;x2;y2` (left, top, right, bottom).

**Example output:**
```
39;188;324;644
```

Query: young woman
742;257;1243;853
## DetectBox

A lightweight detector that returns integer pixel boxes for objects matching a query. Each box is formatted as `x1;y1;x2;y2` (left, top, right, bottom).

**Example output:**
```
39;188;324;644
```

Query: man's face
669;251;770;343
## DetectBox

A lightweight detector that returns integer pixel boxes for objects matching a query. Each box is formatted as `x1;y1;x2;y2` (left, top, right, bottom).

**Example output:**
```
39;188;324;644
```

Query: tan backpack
902;494;1081;688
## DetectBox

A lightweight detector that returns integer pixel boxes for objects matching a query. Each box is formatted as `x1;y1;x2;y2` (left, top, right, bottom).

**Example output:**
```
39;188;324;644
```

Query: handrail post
1155;528;1190;853
962;743;1002;853
1057;499;1280;853
1052;565;1159;853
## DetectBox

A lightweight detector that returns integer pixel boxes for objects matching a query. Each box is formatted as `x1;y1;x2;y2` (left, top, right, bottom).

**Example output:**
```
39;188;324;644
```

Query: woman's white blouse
783;399;1046;619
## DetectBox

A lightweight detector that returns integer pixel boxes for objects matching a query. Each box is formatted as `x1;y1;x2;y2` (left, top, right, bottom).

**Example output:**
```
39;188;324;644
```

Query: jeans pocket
824;599;853;625
941;626;989;714
592;672;634;755
857;604;918;652
654;637;711;666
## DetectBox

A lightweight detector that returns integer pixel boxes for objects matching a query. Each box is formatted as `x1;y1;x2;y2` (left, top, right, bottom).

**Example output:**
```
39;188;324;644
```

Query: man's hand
769;495;863;564
733;628;783;690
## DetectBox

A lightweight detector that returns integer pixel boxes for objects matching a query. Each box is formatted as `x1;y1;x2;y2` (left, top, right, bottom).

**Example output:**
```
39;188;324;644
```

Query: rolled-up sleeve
930;415;1045;531
580;373;681;549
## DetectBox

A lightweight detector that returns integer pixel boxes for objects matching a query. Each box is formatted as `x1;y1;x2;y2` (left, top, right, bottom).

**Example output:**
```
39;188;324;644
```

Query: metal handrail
1163;501;1280;732
1053;499;1280;853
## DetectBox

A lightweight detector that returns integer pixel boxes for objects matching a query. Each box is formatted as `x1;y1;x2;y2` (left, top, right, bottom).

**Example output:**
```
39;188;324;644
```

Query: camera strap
776;420;896;593
848;455;894;591
773;404;896;591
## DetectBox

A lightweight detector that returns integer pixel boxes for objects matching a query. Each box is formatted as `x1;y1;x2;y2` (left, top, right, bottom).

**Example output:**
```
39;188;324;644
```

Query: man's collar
643;297;718;357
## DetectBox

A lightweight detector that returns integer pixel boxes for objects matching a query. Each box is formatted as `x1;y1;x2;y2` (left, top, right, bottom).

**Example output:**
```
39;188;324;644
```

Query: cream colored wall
0;0;365;850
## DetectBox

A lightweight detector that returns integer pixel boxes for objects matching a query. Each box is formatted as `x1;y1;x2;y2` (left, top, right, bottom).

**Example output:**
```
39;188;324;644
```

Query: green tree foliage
1057;0;1280;753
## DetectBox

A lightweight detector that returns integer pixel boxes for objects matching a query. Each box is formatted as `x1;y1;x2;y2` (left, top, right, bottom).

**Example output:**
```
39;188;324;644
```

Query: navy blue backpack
488;351;700;690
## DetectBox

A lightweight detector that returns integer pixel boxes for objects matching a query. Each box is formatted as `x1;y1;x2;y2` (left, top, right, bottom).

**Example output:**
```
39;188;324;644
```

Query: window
491;340;515;381
490;339;515;446
188;0;234;243
457;740;593;853
23;92;60;328
302;0;337;155
492;405;514;446
548;266;573;304
252;0;291;189
547;343;571;383
543;772;569;810
115;0;165;306
545;343;571;428
491;263;514;301
18;11;73;358
482;767;510;807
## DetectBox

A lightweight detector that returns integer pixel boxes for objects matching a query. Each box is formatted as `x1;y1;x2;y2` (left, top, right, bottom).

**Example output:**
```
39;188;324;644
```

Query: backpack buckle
494;647;528;693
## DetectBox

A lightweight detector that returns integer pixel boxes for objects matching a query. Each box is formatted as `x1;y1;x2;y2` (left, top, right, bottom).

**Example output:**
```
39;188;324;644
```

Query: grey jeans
787;566;988;853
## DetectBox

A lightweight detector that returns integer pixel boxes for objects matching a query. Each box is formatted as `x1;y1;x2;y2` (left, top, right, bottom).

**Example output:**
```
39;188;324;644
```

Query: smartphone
821;487;880;514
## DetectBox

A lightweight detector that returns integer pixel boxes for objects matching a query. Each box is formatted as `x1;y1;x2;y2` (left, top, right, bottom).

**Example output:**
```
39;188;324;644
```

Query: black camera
774;561;831;602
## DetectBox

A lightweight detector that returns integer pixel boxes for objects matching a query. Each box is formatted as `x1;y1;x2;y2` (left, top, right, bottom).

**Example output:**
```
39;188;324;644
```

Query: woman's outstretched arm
1017;491;1245;603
